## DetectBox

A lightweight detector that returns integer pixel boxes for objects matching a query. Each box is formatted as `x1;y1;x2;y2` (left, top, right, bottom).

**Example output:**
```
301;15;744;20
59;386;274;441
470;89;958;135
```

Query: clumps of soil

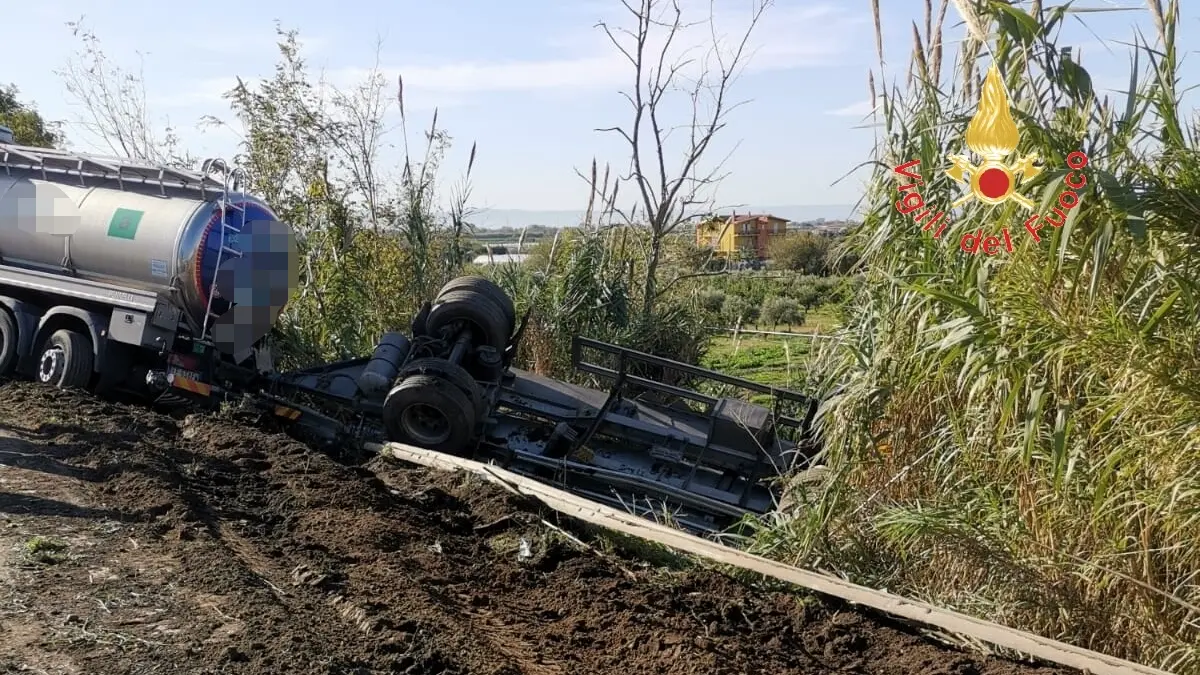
0;380;1075;674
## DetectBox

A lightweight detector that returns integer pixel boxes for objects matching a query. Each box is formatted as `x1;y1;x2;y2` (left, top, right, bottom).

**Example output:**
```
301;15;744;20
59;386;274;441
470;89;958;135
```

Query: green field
702;335;810;388
701;306;839;395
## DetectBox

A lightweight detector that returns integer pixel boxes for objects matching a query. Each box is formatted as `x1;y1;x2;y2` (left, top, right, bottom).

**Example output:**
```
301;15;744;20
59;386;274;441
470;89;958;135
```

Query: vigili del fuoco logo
892;63;1090;256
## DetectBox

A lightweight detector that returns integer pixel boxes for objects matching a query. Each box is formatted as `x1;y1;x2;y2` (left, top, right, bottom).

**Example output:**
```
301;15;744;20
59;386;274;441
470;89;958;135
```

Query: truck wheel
425;289;511;352
437;276;516;334
397;357;485;421
0;310;17;376
37;329;93;390
382;373;478;454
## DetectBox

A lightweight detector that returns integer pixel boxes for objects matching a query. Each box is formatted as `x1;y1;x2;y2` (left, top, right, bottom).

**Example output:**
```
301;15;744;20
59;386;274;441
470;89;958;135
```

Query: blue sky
4;1;1195;222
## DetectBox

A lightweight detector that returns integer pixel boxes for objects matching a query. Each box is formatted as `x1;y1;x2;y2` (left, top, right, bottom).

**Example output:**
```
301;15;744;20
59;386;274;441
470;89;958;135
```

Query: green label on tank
107;208;143;240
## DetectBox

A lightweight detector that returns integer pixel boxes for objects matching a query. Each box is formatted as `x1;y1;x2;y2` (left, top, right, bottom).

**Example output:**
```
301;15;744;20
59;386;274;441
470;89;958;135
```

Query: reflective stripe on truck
168;373;212;396
273;406;302;420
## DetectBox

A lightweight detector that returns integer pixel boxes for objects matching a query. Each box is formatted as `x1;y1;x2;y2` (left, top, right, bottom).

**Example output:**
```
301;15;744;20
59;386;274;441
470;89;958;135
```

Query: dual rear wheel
0;310;91;389
35;329;93;389
381;277;514;455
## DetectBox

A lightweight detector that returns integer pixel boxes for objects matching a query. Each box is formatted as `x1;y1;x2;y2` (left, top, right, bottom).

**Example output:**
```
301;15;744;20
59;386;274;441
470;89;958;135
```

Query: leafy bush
0;85;61;147
768;232;832;274
697;289;727;314
214;30;476;367
692;273;858;327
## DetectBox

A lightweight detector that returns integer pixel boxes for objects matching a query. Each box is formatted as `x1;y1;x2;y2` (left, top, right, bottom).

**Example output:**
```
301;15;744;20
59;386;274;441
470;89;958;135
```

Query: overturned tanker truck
0;142;820;533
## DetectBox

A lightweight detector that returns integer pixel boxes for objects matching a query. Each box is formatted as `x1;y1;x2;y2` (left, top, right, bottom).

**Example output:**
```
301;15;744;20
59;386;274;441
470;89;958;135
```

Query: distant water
471;204;861;229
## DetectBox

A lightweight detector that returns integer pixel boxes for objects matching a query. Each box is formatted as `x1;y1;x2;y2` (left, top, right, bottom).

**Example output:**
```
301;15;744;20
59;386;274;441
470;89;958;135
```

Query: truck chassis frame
258;318;820;534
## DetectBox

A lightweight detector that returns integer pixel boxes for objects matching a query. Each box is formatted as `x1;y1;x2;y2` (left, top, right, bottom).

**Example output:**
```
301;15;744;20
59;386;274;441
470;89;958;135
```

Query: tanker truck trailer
0;141;297;399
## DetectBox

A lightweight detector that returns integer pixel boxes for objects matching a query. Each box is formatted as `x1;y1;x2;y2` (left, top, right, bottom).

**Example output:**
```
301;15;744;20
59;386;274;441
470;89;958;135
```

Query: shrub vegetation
748;2;1199;670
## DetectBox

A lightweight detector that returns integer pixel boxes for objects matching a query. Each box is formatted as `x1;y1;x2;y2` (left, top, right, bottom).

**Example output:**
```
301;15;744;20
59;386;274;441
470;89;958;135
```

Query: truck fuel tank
356;332;412;398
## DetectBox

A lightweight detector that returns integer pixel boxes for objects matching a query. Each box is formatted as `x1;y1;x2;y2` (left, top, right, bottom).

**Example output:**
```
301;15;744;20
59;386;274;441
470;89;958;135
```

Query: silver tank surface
0;144;298;353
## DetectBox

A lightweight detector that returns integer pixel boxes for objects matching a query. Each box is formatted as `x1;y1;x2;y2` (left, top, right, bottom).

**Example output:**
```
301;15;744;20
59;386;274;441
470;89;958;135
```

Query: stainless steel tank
0;144;298;352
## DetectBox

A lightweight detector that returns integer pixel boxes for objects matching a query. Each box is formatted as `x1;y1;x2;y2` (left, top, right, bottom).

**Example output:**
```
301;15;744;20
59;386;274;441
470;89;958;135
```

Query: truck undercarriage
252;279;820;534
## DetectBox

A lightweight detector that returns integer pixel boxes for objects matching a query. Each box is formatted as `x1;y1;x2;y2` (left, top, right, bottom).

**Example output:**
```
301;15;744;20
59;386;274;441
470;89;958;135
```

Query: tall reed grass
483;225;709;381
752;1;1199;670
217;30;478;368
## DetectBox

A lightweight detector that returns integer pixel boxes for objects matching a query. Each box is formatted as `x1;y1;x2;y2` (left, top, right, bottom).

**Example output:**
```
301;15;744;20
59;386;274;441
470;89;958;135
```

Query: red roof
727;214;787;224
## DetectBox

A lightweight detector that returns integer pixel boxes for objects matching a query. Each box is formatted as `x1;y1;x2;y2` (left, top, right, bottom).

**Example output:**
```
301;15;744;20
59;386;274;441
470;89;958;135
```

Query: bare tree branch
595;0;772;317
57;19;195;168
325;38;394;233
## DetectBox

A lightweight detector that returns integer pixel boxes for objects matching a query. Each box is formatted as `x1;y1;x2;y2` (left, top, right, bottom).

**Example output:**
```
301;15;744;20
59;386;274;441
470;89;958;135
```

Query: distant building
470;243;531;266
790;218;857;234
694;213;789;260
472;252;530;266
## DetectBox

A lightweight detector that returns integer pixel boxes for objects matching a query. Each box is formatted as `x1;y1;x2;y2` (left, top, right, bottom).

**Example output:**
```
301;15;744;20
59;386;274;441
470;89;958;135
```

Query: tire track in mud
0;380;1076;675
164;420;471;673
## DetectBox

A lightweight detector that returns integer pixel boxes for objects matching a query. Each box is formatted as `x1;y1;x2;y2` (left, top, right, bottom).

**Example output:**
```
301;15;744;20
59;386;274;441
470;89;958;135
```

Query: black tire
425;289;511;352
382;373;478;454
437;276;516;334
0;309;17;376
398;357;485;421
37;328;93;389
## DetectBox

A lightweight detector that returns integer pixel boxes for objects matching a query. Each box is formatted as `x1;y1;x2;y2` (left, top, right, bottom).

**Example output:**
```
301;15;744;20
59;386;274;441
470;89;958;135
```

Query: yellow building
695;213;790;259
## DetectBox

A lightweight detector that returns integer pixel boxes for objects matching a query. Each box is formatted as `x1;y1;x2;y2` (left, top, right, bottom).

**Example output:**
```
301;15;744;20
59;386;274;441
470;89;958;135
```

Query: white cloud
743;3;869;70
826;99;876;117
331;55;621;94
176;33;330;58
327;2;863;96
148;77;240;108
116;1;866;136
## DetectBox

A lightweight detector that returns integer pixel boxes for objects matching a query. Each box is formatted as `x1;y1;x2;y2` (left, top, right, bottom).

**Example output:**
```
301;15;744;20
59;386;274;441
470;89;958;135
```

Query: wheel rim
38;347;64;384
400;403;452;446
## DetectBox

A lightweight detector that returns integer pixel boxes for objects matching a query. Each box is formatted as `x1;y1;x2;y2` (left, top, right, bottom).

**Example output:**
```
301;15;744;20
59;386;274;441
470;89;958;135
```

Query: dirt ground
0;380;1075;675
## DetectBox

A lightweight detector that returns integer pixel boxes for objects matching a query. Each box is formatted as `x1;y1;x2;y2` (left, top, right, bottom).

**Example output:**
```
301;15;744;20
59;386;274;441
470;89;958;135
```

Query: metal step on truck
0;139;820;534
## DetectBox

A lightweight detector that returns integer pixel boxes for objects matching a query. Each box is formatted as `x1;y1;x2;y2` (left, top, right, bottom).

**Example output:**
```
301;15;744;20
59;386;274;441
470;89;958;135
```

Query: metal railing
569;336;817;432
0;143;226;197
